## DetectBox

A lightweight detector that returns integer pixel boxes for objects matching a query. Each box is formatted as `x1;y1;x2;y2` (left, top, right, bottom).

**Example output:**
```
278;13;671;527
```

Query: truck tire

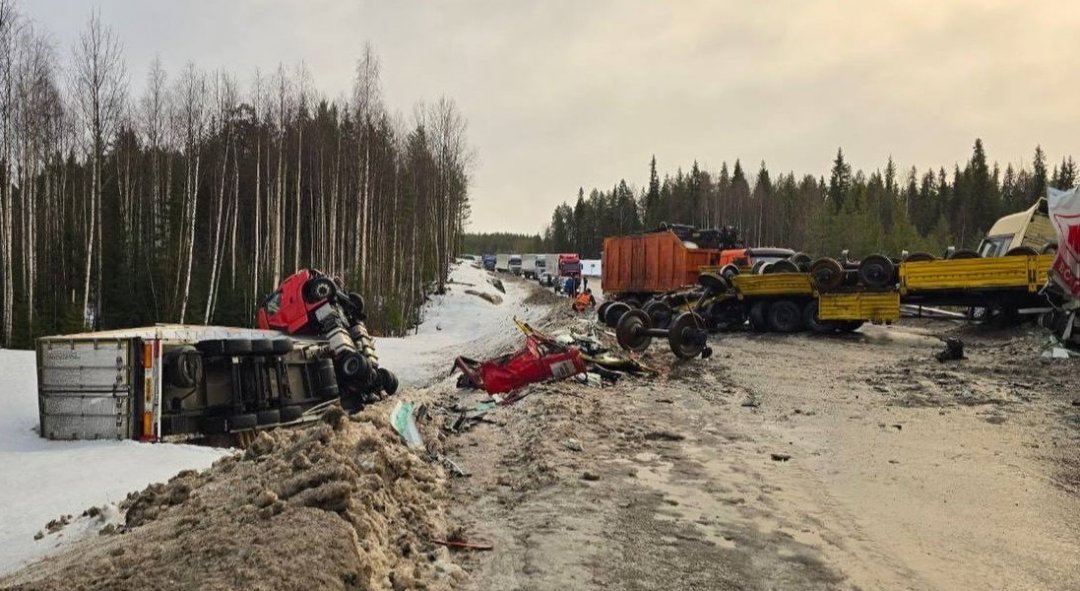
224;339;253;355
706;300;744;332
858;255;895;289
378;367;399;396
251;338;275;354
338;352;369;380
904;251;937;262
303;277;337;303
281;405;305;422
229;413;258;430
199;415;228;434
271;338;294;354
947;249;980;260
195;339;228;356
1005;246;1038;256
767;299;803;333
257;409;281;425
164;346;201;388
748;301;770;333
803;301;835;334
766;260;800;274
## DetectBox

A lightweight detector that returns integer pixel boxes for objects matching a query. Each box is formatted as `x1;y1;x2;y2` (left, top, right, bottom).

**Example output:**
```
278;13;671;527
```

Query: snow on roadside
377;261;551;388
0;350;230;575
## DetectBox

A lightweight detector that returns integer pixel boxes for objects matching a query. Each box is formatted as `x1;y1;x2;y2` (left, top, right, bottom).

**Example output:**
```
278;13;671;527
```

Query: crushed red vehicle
258;268;397;408
453;332;586;398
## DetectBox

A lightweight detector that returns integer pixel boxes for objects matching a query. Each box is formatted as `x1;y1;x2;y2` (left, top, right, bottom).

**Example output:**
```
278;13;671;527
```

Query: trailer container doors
37;338;137;440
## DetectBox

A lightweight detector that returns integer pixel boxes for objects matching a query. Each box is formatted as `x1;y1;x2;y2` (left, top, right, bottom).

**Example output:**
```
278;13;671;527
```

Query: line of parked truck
482;252;584;286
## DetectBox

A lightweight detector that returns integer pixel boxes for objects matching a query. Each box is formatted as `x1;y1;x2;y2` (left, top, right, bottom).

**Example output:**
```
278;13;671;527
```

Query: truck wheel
809;258;844;291
281;405;304;422
803;301;836;334
229;413;258;430
338;352;369;379
257;410;281;425
643;300;673;329
706;300;745;332
788;252;812;269
767;299;803;333
164;346;201;388
1005;246;1038;256
858;255;895;289
748;301;770;333
766;260;800;274
378;367;399;396
270;338;293;354
348;292;365;315
195;339;228;356
251;338;275;354
604;301;632;328
616;309;653;353
199;416;228;434
668;313;708;359
224;339;253;355
303;277;337;303
904;252;937;262
947;249;980;260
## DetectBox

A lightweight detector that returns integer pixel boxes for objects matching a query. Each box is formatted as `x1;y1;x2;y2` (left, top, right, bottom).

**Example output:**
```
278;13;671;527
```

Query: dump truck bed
602;231;718;296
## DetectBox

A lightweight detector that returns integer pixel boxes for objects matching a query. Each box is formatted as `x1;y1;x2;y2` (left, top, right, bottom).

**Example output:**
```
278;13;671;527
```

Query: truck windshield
510;257;522;265
536;260;545;268
978;235;1012;258
264;291;282;314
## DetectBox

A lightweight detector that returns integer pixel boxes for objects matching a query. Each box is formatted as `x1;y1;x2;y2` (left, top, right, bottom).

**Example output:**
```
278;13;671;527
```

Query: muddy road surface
447;316;1080;590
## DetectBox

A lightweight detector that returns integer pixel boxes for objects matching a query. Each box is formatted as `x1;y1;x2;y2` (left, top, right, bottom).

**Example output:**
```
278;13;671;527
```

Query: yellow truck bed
730;273;813;297
818;292;900;322
899;254;1053;294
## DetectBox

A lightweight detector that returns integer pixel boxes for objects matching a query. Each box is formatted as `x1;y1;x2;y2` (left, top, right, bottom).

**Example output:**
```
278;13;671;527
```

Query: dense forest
0;2;471;348
545;143;1075;259
459;232;543;257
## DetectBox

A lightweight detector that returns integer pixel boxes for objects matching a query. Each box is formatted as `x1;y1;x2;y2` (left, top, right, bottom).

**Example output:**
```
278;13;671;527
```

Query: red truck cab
558;253;582;278
257;269;339;334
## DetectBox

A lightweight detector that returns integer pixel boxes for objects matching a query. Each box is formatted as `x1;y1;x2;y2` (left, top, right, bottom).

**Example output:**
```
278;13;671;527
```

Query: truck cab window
265;291;283;314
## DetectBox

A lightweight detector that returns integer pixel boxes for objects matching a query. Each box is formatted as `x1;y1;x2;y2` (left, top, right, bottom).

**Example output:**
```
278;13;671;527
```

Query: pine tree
827;148;851;212
1033;145;1048;199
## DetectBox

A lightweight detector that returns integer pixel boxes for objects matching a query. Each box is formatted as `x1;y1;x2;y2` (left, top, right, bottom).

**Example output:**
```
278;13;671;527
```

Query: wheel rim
859;255;894;288
617;309;653;352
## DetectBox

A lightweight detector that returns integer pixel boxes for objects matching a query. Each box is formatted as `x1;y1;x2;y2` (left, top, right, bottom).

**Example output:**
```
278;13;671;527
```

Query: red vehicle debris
454;330;586;398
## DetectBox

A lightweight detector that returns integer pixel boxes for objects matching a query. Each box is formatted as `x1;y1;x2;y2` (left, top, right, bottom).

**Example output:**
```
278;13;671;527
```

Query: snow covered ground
0;260;546;575
0;350;229;574
377;261;549;388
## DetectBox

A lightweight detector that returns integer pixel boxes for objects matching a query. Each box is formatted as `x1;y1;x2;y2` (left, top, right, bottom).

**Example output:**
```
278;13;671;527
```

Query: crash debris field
2;264;1080;591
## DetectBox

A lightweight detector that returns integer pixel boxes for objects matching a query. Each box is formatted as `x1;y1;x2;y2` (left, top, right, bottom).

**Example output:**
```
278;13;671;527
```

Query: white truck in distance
521;254;539;279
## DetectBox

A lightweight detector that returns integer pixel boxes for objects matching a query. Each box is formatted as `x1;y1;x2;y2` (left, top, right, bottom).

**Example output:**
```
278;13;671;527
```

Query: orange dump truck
601;230;723;305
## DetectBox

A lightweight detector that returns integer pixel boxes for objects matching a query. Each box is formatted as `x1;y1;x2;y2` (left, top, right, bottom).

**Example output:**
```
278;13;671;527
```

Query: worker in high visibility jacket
573;289;596;312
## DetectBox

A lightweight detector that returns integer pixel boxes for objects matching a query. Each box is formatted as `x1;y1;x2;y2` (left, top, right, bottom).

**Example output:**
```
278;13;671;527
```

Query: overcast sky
21;0;1080;233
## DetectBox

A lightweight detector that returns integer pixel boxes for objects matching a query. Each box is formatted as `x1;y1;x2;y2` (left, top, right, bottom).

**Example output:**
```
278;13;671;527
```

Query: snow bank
377;261;550;388
0;350;229;574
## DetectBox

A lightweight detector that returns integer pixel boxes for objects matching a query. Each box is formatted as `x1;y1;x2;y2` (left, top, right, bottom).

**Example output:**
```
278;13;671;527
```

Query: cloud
21;0;1080;233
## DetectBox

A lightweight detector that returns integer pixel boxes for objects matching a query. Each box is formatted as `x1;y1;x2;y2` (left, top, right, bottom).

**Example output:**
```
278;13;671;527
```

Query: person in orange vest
573;288;596;312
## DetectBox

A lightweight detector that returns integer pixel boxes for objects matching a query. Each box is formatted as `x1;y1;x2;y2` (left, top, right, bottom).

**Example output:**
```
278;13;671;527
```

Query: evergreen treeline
0;3;471;348
546;144;1075;259
460;232;544;256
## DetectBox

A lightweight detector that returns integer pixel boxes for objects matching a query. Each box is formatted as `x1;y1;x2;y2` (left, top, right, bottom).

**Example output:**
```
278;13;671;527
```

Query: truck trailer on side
36;325;342;443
